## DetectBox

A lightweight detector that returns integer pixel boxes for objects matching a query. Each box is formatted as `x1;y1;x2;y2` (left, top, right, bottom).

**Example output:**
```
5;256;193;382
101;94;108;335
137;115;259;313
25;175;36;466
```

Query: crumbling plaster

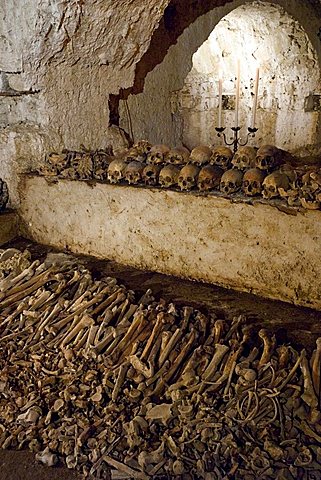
120;0;321;148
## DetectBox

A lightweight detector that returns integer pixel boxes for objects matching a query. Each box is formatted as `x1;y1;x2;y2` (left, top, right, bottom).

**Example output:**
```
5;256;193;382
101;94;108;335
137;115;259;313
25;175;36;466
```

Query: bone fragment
300;349;319;409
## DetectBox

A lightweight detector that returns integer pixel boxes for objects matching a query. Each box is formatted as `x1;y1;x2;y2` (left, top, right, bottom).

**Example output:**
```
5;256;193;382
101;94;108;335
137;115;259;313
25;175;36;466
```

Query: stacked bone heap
36;141;321;211
0;248;321;479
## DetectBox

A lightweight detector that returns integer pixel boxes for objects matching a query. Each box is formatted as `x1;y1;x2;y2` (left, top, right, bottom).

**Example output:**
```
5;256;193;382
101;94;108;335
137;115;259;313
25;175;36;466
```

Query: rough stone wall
121;0;321;151
0;0;169;206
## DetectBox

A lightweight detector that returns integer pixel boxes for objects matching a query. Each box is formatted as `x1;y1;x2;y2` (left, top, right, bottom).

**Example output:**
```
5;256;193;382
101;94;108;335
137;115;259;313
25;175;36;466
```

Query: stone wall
19;176;321;310
121;0;321;151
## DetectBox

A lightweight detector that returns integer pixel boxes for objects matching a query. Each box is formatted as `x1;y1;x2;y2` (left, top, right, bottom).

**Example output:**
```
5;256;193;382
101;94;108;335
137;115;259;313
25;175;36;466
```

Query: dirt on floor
1;237;321;480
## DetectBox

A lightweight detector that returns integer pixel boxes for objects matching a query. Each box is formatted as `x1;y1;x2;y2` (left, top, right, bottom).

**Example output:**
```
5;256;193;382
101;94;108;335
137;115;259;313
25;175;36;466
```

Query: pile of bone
0;178;9;212
1;249;321;479
37;142;321;210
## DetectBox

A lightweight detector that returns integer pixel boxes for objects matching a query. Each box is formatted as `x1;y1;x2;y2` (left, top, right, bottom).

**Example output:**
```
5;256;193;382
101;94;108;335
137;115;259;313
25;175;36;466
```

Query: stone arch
120;0;321;155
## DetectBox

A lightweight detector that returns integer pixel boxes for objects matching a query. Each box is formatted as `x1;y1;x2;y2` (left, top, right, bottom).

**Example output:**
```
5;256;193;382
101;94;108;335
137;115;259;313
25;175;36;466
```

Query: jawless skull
220;168;243;194
159;165;180;188
232;146;257;170
197;165;223;191
255;145;285;172
211;146;233;170
124;161;145;184
242;168;266;196
190;146;212;166
262;170;290;199
142;164;161;186
178;164;200;191
167;147;190;165
147;144;170;165
107;158;128;183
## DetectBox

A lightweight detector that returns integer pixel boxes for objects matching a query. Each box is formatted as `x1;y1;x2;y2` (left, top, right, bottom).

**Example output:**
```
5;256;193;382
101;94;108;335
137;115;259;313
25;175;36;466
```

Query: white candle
251;67;260;128
235;60;240;127
218;76;223;128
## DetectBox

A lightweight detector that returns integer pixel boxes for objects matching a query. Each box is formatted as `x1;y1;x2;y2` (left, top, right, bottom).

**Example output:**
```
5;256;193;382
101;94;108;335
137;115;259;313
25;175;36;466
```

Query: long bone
311;338;321;405
258;329;276;368
0;268;57;308
0;260;40;293
206;340;244;393
152;330;196;396
59;315;94;348
201;344;229;382
140;312;166;362
48;286;111;333
158;329;182;367
300;349;319;410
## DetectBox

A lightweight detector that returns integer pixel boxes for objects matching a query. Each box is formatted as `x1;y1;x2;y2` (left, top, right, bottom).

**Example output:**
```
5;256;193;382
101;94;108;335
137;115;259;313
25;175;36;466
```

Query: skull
124;161;144;184
124;147;145;163
232;146;257;170
255;145;285;172
73;154;93;180
133;139;152;156
210;146;233;170
147;144;170;165
142;164;161;186
262;170;290;199
190;146;212;166
242;168;266;196
220;168;243;194
159;165;180;188
167;147;190;165
0;178;9;211
178;164;200;191
197;165;223;191
299;168;321;209
107;158;128;183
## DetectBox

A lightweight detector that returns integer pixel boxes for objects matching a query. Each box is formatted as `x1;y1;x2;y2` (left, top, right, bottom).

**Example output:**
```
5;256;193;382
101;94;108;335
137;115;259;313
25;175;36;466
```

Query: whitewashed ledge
19;175;321;310
0;210;18;246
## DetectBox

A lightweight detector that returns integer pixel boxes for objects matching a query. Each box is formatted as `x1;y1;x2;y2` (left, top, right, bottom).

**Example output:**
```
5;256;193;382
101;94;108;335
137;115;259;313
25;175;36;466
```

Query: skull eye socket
178;176;184;182
269;186;275;192
243;180;249;187
252;181;258;188
228;182;234;188
166;176;172;182
205;178;210;184
187;177;193;182
146;171;153;177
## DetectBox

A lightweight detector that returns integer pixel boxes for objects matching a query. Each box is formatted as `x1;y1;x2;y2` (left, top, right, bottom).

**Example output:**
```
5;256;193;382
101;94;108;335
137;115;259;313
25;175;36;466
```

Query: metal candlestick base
215;126;258;153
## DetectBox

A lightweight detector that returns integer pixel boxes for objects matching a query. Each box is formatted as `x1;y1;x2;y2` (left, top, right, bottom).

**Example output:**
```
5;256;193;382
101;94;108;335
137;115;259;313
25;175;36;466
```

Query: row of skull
108;159;293;199
122;142;285;173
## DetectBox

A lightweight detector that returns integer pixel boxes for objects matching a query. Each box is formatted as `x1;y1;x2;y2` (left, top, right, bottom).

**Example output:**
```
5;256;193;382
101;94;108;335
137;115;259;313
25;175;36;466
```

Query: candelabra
215;126;258;153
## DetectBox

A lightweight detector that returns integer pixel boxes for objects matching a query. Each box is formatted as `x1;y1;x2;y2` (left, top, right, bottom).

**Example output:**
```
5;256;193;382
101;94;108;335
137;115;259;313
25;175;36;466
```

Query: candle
218;76;223;128
251;67;260;128
235;60;240;127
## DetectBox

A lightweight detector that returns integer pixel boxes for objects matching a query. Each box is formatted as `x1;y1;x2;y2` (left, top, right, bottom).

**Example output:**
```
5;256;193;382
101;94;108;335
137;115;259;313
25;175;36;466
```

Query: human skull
147;144;170;165
220;168;243;194
210;146;233;170
255;145;285;172
133;139;152;156
232;146;257;170
262;170;290;199
0;178;9;211
159;165;180;188
167;147;190;165
178;164;200;191
197;165;223;191
107;158;128;183
242;168;266;196
124;161;144;184
124;147;145;163
190;146;212;166
142;164;161;186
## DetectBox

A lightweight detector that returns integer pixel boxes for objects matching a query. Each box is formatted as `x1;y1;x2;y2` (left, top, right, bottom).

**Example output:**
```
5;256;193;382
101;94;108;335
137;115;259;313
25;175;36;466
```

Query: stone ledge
0;210;19;246
19;175;321;310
